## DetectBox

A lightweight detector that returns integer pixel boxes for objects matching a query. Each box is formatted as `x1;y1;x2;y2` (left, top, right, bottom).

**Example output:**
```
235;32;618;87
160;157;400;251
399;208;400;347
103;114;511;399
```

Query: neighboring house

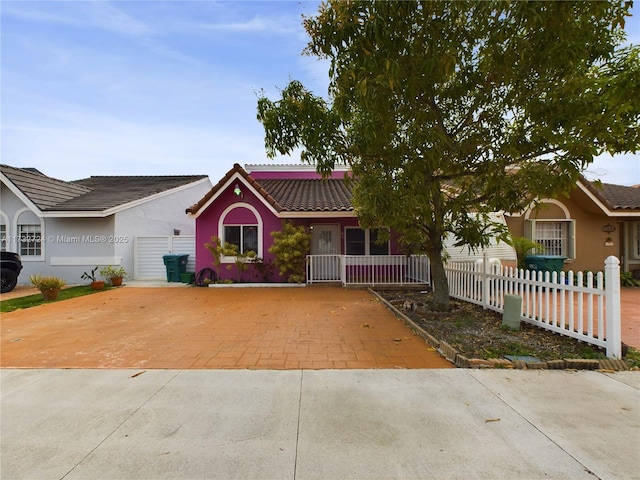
505;177;640;275
443;212;516;267
186;163;516;282
1;164;212;284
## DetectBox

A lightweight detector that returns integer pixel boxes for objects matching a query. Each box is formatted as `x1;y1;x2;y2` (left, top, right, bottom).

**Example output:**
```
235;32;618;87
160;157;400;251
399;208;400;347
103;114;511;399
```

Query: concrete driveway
2;285;639;479
1;285;452;369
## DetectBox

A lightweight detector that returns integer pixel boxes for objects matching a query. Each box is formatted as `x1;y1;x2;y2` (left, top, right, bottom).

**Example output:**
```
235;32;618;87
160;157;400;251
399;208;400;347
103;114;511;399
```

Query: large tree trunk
427;248;450;311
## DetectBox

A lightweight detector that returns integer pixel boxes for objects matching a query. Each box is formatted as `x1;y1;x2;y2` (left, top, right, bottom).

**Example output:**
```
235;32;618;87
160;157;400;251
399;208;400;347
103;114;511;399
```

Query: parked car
1;251;23;293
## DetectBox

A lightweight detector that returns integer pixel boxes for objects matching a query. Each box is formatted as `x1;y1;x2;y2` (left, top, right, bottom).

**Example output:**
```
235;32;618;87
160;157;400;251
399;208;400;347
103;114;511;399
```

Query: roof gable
186;163;354;217
578;178;640;214
1;164;91;209
1;164;207;213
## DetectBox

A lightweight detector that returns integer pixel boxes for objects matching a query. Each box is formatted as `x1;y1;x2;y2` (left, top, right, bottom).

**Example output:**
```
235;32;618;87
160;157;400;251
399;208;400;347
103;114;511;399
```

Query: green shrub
205;235;256;282
621;271;640;287
269;221;311;283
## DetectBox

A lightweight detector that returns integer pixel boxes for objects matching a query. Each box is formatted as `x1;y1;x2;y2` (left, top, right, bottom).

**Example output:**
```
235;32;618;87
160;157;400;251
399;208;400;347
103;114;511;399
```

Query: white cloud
201;16;293;34
2;0;637;189
88;1;154;36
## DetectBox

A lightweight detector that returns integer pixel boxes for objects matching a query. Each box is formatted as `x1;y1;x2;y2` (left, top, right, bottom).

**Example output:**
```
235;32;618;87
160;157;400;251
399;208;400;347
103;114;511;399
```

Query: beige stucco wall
505;194;626;274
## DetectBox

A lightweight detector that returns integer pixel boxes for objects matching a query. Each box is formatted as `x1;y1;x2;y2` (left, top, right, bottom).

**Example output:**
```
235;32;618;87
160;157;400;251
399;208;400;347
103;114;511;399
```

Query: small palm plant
29;274;66;301
505;236;544;271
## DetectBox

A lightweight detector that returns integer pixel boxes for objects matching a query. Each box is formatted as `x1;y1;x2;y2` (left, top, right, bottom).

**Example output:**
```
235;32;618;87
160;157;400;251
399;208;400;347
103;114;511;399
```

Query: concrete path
1;368;638;480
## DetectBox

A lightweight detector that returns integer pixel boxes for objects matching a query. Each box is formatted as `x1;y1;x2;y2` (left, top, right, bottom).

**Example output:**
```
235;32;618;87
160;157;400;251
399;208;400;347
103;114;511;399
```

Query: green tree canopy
257;0;640;309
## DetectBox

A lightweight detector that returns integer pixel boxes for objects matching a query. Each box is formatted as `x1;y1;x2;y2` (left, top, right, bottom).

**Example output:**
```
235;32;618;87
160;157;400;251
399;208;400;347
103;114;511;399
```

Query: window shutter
524;219;535;241
567;219;576;259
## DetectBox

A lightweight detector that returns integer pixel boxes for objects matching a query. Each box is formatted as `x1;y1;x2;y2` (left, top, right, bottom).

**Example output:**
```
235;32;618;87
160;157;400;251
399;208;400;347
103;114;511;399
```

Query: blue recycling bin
525;255;566;273
162;254;189;282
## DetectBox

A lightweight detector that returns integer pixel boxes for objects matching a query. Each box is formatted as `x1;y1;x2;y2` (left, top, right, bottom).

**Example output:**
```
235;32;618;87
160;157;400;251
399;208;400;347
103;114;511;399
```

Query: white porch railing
444;254;622;358
307;255;431;286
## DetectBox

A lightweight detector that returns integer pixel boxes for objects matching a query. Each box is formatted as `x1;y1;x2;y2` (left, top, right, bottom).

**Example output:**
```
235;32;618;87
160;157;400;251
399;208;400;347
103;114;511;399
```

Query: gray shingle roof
1;164;91;210
1;164;207;212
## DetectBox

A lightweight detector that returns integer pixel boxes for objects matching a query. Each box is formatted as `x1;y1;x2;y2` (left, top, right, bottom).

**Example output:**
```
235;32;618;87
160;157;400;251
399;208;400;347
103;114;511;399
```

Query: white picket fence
307;254;431;286
444;254;622;358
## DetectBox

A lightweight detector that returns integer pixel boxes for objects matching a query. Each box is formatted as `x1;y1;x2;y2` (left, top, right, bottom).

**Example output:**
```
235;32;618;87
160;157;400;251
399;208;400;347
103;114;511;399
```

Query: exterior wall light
233;183;242;197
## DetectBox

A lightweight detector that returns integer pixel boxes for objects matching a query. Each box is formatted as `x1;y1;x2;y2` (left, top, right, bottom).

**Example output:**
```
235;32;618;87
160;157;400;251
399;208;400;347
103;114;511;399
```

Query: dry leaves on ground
374;289;606;362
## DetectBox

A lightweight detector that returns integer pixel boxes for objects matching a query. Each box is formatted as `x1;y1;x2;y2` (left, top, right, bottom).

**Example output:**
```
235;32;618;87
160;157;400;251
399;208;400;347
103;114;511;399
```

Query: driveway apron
1;286;452;369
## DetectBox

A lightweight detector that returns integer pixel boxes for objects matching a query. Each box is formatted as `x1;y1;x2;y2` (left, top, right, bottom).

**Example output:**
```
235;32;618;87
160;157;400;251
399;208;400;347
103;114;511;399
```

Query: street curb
368;288;631;371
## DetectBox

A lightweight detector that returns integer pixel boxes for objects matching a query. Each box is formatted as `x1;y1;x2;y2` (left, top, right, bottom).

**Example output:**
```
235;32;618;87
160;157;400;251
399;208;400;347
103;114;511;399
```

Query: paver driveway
1;286;452;369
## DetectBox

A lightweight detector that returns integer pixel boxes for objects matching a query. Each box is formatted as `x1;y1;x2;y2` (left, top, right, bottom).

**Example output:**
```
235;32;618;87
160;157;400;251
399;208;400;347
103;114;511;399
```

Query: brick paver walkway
621;287;640;350
1;286;452;369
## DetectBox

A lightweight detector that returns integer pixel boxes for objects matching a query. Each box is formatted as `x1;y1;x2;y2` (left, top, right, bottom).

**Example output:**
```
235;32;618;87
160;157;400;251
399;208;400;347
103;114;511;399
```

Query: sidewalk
2;368;638;479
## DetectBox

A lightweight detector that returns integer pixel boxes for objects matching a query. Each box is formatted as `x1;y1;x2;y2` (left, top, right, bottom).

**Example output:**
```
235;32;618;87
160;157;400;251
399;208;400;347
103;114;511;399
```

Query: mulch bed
372;288;632;370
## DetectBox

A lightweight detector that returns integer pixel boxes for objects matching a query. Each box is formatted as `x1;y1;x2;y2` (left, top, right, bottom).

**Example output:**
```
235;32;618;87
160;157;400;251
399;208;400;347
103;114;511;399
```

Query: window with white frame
535;221;567;255
19;224;42;256
345;228;389;255
634;222;640;258
526;219;575;258
224;225;258;255
0;224;6;251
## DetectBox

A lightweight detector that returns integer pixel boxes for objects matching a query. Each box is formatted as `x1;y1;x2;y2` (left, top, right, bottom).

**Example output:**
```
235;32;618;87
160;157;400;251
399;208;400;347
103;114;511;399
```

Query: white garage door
135;235;196;280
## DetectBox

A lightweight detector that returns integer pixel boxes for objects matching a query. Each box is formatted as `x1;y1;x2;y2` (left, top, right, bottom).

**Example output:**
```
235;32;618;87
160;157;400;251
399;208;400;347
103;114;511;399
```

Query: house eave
279;211;356;219
1;172;44;216
188;171;282;219
576;180;640;217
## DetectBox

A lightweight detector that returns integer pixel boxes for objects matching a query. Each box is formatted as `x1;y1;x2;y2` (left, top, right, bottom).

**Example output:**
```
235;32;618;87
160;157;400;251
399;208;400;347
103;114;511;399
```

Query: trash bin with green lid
162;254;189;282
525;255;566;273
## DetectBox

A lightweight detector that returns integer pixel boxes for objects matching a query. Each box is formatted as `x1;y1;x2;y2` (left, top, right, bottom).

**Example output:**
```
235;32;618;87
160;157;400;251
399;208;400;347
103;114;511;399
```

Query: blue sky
2;1;639;186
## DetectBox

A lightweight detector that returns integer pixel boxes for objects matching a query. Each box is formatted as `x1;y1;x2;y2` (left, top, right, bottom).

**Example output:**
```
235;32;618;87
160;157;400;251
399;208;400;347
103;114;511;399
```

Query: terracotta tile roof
186;163;276;214
1;164;207;212
598;183;640;210
582;179;640;211
258;178;353;212
186;163;354;215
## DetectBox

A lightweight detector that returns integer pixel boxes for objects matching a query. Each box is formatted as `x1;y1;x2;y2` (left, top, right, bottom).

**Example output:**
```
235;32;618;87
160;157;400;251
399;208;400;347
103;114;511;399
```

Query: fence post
604;256;622;359
482;252;490;310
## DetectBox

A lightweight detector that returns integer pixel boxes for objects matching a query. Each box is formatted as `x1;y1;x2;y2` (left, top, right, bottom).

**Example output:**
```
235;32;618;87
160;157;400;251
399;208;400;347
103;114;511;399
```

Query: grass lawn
1;285;114;313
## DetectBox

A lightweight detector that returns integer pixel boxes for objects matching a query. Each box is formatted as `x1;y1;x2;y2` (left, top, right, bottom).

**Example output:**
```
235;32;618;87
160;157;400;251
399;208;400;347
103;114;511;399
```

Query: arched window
16;209;43;258
524;200;575;259
0;212;8;251
218;204;263;258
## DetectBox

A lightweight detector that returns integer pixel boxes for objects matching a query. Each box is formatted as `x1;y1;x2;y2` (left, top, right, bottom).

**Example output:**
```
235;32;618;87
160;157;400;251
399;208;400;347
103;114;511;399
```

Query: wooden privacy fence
444;254;622;358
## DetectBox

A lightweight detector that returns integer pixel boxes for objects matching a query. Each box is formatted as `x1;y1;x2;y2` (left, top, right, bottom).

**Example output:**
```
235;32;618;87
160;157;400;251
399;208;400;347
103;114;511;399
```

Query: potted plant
99;265;127;286
81;266;105;290
29;274;66;301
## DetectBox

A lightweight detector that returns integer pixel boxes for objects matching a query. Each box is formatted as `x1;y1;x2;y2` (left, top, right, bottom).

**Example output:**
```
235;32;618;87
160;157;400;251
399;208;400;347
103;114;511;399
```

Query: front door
311;224;340;280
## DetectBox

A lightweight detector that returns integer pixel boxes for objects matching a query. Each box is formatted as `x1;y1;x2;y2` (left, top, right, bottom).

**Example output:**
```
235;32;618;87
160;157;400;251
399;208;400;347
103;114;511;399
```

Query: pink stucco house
185;163;419;283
